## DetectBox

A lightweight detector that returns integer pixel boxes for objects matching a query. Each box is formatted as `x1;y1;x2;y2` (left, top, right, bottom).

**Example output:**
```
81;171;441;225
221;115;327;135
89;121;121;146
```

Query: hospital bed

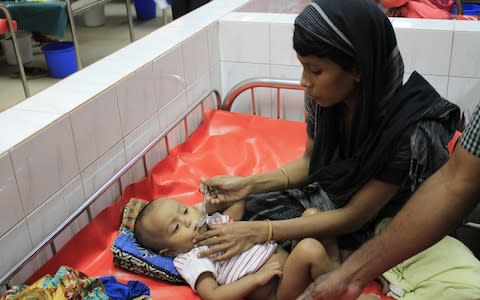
0;78;472;299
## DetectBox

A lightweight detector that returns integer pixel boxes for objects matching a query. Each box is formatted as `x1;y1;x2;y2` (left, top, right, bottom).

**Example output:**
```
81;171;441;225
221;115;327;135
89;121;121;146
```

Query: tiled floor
0;1;170;112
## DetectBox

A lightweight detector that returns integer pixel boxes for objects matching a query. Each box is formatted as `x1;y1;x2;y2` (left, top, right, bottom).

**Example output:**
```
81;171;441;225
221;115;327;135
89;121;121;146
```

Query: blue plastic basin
41;41;78;78
452;3;480;16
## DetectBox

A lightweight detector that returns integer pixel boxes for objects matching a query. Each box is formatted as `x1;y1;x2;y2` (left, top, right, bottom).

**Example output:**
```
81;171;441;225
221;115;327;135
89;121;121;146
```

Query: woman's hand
200;175;254;204
194;221;263;261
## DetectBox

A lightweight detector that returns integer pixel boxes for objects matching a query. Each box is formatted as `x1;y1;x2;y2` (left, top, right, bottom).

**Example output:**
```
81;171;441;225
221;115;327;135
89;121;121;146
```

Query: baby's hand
254;261;282;286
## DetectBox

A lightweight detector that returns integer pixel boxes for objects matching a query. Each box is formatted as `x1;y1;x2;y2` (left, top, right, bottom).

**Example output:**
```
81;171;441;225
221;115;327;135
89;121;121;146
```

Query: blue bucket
41;42;78;78
452;4;480;16
134;0;157;19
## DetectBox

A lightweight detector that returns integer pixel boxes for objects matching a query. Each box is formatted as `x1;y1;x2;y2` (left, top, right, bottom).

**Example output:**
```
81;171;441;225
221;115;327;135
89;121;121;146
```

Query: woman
171;0;210;19
195;0;460;262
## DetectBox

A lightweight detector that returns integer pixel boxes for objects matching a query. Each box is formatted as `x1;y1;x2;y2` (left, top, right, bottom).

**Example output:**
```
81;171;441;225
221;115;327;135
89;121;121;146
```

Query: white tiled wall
219;14;480;121
11;116;79;216
124;112;162;182
0;0;249;284
71;88;122;171
448;20;480;121
0;221;33;280
0;153;24;237
116;63;158;137
3;2;480;287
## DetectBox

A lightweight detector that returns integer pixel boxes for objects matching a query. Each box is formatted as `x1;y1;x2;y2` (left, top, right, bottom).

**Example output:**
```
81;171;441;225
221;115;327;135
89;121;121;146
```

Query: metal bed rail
1;89;221;288
222;78;304;119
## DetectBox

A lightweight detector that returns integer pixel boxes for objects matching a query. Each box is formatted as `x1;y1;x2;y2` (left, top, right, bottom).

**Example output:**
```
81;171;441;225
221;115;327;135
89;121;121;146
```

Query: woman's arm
248;137;315;193
197;177;400;260
203;137;315;205
272;179;400;240
195;261;282;300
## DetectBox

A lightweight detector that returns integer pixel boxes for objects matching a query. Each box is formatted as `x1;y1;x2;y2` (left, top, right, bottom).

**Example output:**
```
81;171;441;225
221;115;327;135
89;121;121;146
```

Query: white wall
218;13;480;122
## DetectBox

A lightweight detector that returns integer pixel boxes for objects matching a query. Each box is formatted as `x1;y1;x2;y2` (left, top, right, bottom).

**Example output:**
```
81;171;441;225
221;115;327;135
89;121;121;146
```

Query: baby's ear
159;248;176;257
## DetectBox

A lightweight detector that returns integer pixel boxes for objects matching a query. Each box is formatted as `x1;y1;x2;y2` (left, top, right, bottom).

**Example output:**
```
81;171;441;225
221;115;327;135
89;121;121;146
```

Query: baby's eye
173;224;179;234
184;208;188;214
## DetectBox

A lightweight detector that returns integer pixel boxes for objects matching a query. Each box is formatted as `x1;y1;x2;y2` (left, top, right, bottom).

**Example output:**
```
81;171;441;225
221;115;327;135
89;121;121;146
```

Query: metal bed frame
66;0;136;70
222;78;305;117
0;4;29;97
2;77;479;290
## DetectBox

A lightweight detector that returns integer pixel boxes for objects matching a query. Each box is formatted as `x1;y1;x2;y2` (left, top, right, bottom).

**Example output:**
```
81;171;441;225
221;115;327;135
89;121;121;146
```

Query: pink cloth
401;0;454;19
378;0;455;19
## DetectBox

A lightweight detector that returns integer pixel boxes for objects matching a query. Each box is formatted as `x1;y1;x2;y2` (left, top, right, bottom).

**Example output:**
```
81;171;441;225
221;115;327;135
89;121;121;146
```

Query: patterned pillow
110;198;185;284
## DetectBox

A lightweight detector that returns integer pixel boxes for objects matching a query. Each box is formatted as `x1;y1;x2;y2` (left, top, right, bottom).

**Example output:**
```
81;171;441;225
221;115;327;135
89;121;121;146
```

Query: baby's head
134;198;202;256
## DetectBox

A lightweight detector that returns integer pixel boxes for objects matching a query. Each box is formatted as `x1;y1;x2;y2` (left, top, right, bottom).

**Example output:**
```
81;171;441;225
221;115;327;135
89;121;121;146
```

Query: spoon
196;188;208;231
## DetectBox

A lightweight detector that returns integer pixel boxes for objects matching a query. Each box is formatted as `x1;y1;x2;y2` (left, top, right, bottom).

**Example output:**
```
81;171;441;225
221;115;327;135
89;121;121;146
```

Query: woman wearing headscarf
195;0;460;265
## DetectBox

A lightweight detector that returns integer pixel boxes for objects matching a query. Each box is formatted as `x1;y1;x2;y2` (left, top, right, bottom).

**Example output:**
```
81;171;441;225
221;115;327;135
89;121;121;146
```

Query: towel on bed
375;219;480;300
111;198;185;284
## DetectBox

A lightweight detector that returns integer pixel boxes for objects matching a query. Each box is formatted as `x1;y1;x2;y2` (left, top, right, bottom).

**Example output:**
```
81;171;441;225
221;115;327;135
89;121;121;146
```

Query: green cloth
379;222;480;300
1;0;67;36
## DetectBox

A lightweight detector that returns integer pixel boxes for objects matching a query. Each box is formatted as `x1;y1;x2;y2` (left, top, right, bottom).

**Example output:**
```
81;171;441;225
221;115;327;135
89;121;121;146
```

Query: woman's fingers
199;182;206;193
198;242;232;258
196;238;240;261
199;180;225;204
200;243;242;261
195;226;220;244
195;222;258;260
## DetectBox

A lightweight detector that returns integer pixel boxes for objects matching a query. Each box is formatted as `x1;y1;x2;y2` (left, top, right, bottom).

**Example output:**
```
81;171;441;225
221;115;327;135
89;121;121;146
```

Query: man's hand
296;271;363;300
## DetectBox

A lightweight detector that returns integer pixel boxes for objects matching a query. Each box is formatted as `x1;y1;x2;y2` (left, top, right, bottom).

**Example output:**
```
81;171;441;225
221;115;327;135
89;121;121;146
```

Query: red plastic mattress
29;110;392;299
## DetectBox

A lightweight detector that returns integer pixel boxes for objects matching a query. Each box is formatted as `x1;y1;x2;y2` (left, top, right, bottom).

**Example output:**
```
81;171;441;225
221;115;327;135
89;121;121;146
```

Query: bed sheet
27;109;391;299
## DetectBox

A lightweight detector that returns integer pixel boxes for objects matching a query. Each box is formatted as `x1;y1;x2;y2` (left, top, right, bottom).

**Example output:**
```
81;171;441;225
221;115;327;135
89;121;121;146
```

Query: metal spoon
196;188;208;231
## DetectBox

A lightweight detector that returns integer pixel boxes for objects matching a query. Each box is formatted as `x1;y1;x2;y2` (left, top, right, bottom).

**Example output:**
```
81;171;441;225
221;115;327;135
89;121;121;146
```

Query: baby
133;197;338;300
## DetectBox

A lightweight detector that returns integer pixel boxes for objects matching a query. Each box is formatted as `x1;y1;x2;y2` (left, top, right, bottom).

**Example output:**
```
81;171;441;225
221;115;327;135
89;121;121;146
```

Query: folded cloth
1;266;108;300
376;219;480;300
121;198;148;232
98;276;150;300
111;198;185;284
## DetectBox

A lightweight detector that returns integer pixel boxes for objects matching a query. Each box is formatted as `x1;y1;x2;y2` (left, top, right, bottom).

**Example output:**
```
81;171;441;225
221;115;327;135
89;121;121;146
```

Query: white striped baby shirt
173;213;277;291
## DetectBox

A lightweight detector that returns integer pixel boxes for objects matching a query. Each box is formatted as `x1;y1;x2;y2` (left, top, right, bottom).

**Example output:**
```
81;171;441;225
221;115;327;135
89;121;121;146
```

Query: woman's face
298;54;360;108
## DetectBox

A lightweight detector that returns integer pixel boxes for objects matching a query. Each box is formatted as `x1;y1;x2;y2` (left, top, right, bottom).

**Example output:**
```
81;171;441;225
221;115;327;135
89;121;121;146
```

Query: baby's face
143;198;202;254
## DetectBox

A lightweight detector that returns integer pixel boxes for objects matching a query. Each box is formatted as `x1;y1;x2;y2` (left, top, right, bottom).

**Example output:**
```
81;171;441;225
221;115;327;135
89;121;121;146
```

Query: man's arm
299;144;480;300
343;144;480;285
